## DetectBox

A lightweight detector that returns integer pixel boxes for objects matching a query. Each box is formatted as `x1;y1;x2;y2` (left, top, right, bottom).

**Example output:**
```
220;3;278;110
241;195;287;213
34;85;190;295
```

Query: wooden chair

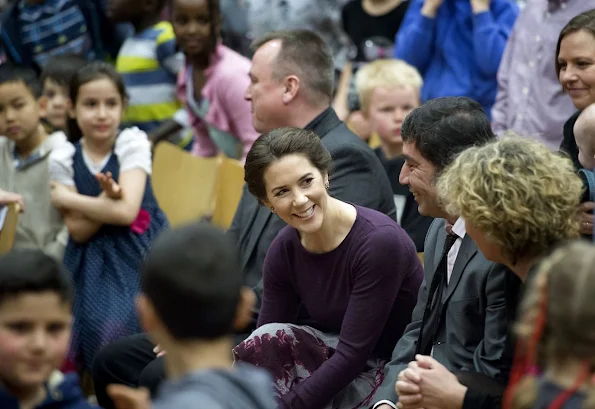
0;203;20;254
212;157;245;230
152;142;220;227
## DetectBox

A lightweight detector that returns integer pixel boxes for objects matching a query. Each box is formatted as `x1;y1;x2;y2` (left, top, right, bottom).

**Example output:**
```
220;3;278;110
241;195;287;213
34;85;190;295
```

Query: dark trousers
92;332;249;409
92;333;163;409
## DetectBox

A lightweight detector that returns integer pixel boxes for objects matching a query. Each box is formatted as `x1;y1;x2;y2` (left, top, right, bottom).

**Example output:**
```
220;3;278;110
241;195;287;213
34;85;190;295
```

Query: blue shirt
18;0;93;67
394;0;518;117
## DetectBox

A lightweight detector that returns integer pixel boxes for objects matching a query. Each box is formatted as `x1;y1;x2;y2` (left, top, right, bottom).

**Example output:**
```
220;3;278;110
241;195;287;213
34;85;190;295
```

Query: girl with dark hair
165;0;258;162
233;127;423;409
48;61;168;371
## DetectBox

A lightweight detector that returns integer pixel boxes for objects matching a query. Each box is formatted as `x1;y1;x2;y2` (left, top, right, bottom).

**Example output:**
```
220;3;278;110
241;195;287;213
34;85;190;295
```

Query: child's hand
97;171;122;199
153;344;167;357
50;182;72;209
107;385;151;409
0;190;24;212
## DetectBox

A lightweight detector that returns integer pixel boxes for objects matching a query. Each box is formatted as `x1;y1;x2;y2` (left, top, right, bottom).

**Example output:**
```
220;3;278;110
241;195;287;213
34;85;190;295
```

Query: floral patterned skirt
233;323;386;409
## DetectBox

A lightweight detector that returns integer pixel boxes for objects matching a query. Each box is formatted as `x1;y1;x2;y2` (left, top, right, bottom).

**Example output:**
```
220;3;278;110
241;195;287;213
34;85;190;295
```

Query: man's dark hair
142;222;243;340
40;54;87;89
0;63;42;98
0;249;72;307
401;96;496;173
251;29;334;106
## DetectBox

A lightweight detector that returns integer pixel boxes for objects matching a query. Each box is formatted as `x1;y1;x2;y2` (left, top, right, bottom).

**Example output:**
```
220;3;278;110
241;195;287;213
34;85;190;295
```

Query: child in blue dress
48;61;168;372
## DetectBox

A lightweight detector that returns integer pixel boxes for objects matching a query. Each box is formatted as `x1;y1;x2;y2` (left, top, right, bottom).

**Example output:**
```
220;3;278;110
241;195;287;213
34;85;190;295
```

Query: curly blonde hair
436;135;582;263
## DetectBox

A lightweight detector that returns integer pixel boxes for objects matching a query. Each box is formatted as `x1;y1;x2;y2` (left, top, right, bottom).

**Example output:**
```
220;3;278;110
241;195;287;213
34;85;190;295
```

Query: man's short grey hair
251;30;335;106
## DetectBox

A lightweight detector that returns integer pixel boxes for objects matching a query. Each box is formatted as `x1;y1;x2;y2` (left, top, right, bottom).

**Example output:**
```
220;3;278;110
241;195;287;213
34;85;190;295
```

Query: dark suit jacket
372;218;518;405
228;108;396;306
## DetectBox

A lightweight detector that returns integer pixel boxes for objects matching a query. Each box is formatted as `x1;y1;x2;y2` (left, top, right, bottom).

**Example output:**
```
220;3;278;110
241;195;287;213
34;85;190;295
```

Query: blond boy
355;59;432;250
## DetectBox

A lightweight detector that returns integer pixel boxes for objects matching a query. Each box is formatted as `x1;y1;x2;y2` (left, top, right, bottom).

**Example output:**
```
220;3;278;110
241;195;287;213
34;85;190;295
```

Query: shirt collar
446;217;467;238
12;131;64;170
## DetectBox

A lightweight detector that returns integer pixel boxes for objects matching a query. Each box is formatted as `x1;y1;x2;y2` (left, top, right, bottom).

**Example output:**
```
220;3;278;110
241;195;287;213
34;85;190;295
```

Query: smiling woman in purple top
232;127;423;409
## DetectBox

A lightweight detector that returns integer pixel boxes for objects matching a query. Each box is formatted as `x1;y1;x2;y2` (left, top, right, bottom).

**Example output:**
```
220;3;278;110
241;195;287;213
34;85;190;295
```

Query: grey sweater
0;133;68;262
152;364;276;409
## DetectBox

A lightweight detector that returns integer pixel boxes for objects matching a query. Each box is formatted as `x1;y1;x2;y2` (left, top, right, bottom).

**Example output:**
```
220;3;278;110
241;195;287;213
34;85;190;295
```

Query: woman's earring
270;206;275;214
325;182;330;190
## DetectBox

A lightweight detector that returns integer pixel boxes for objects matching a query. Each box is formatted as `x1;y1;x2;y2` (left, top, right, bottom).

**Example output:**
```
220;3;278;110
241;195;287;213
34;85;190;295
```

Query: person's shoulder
354;206;406;242
153;392;223;409
269;224;298;251
322;123;374;157
153;21;175;43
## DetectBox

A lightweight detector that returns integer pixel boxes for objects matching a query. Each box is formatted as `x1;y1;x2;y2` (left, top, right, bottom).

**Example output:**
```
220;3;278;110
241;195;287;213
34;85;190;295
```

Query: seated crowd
0;1;595;409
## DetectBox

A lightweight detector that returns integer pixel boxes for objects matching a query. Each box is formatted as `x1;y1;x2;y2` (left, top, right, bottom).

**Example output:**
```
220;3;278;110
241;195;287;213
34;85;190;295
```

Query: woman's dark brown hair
555;9;595;78
244;127;332;202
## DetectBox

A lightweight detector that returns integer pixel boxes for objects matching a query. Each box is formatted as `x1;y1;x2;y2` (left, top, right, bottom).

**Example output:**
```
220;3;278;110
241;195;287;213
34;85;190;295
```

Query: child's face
171;0;213;58
0;81;45;145
42;79;69;131
72;78;124;143
0;292;71;392
366;85;419;148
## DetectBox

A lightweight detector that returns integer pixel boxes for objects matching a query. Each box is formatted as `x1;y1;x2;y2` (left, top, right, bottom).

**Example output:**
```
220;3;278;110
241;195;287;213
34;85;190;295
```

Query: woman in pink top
171;0;258;162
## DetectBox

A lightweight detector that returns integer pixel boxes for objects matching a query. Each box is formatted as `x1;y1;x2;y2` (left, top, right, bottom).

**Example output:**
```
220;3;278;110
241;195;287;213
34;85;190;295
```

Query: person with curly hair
394;136;583;409
437;135;582;282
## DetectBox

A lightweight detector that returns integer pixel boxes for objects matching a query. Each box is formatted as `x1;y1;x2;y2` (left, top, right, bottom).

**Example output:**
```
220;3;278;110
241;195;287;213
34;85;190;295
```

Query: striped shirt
116;21;183;133
18;0;93;68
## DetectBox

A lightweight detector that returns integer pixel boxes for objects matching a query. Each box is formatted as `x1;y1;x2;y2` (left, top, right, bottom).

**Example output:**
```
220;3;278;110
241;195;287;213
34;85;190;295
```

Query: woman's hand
97;171;123;200
578;201;595;235
0;190;24;212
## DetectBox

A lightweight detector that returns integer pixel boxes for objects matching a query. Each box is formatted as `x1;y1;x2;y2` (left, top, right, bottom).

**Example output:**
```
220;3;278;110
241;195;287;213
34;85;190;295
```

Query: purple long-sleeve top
258;205;424;409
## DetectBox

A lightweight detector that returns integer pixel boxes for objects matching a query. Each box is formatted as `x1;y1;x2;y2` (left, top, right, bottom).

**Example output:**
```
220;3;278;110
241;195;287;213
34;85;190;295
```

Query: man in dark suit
232;29;396;298
372;97;519;409
93;30;396;409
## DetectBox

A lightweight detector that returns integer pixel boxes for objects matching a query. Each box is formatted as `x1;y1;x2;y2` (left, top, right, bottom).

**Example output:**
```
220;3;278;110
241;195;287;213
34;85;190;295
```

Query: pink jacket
177;44;258;161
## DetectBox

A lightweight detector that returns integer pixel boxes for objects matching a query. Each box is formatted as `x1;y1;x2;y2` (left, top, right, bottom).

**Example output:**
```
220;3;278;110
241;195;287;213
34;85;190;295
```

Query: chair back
0;203;20;254
152;142;219;226
212;157;245;229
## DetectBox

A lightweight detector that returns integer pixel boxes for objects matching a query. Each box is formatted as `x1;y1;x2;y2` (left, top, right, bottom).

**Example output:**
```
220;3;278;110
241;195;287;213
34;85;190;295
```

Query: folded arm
54;168;147;226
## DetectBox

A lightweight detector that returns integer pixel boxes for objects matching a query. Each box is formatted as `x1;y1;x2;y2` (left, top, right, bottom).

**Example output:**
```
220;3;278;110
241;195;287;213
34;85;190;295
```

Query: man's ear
282;75;300;105
232;287;256;332
136;294;157;333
